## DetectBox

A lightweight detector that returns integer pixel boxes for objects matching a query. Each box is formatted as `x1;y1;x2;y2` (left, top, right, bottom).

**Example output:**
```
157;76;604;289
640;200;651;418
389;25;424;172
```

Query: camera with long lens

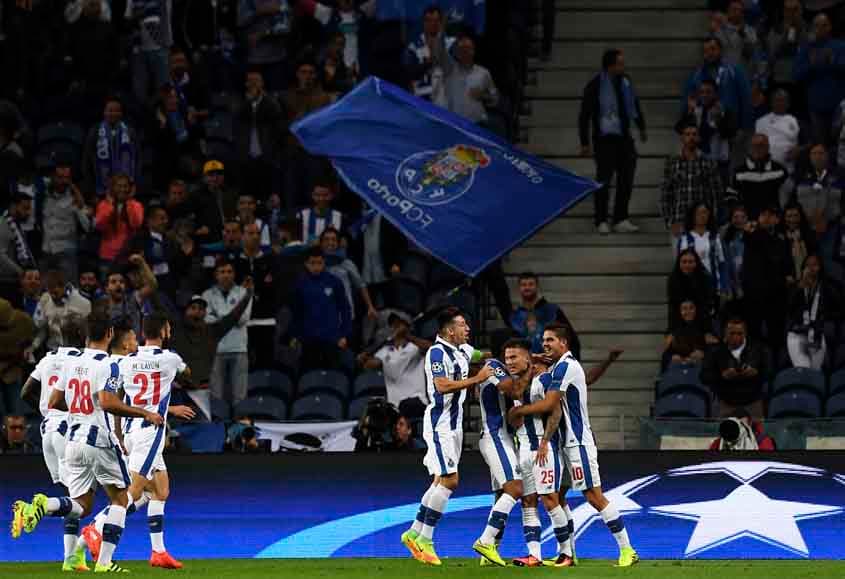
352;398;398;452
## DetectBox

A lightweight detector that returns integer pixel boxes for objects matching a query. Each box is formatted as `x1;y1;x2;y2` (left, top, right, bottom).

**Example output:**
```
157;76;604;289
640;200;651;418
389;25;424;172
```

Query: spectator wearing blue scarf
578;48;647;235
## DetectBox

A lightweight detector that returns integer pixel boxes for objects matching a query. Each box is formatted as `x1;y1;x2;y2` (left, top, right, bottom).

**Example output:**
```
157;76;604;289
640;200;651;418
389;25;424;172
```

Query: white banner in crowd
255;421;358;452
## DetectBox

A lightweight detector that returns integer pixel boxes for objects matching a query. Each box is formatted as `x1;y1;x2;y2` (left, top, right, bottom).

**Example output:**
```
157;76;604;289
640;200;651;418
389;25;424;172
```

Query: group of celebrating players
401;307;640;568
9;311;192;573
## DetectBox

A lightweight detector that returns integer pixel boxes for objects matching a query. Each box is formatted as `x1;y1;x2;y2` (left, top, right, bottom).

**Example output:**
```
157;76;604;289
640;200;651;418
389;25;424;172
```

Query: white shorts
41;420;68;485
519;443;563;496
124;426;167;479
423;429;462;477
64;442;129;499
479;432;520;491
561;444;601;491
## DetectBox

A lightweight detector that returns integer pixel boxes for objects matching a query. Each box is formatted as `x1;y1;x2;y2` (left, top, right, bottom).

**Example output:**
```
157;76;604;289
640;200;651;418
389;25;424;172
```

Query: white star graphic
651;484;842;557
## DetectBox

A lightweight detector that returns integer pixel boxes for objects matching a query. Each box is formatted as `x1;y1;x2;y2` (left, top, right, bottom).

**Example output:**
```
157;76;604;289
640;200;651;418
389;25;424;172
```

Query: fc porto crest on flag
396;145;491;206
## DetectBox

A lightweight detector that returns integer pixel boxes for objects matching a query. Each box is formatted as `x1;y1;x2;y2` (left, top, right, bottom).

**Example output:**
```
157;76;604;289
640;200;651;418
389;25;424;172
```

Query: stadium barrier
1;451;843;561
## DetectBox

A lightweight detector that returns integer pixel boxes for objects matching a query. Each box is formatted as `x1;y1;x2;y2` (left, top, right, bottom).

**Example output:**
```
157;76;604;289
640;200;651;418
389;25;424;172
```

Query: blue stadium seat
656;365;710;400
233;396;288;421
428;261;466;292
772;367;826;399
353;371;387;399
767;390;823;419
210;397;231;422
400;252;430;288
347;396;372;420
829;368;845;397
290;392;345;421
298;370;350;398
826;392;845;417
654;391;709;419
248;370;295;401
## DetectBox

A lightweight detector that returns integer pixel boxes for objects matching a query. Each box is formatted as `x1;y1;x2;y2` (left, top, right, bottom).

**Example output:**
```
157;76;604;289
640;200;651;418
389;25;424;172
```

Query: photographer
709;409;776;451
227;417;269;453
352;398;398;452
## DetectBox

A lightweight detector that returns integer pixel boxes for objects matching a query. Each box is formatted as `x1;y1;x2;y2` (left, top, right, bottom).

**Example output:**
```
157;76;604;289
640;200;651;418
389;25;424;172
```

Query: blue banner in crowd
376;0;485;33
291;77;598;276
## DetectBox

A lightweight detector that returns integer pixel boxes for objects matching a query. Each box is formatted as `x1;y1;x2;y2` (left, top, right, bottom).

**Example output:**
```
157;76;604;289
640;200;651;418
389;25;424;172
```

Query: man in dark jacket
578;48;647;235
126;206;193;298
291;247;352;373
701;317;770;418
236;70;285;202
193;160;239;244
509;271;581;359
235;222;276;369
741;205;793;351
727;133;788;220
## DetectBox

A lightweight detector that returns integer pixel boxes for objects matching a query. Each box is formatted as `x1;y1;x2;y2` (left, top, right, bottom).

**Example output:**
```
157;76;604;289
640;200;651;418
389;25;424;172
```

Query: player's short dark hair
110;319;134;352
437;306;465;331
544;323;572;344
62;314;88;349
143;312;171;340
517;271;539;283
502;338;531;354
87;313;113;342
601;48;622;70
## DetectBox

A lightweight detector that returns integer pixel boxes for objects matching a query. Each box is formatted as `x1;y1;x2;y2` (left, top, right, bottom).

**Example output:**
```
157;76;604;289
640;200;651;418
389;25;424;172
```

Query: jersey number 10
133;372;162;406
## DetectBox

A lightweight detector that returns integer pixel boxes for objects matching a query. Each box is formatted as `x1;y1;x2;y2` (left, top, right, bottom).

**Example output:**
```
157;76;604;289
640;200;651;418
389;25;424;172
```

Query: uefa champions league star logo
395;145;491;206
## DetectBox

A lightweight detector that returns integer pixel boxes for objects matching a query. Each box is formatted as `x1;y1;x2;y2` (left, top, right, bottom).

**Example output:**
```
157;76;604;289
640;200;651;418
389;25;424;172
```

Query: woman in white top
677;203;728;296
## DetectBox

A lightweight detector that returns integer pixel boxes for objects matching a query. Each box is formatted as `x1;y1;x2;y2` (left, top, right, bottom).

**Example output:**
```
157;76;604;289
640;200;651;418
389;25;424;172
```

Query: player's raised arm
20;375;41;409
434;363;494;394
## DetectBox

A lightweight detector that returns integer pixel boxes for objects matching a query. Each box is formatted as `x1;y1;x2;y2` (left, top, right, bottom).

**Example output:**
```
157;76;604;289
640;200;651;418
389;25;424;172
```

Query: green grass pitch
2;559;845;578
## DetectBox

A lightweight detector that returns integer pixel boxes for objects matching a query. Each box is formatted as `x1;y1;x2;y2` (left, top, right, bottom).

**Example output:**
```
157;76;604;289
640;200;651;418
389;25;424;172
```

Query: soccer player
19;315;89;571
472;338;533;567
11;314;164;573
509;323;639;567
401;307;493;566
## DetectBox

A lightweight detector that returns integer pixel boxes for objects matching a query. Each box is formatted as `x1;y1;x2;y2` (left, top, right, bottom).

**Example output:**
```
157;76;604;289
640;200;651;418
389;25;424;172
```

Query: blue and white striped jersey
55;348;123;448
423;336;474;433
515;371;561;452
30;347;82;420
548;351;594;448
119;346;186;433
477;359;511;437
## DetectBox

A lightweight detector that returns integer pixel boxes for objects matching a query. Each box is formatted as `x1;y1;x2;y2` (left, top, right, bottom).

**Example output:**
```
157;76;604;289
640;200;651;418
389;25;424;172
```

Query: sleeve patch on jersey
431;362;445;374
104;362;122;393
93;353;108;361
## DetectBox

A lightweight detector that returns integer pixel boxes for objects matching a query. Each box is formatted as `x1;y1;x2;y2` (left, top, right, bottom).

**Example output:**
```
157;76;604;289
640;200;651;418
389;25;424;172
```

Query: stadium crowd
0;0;542;453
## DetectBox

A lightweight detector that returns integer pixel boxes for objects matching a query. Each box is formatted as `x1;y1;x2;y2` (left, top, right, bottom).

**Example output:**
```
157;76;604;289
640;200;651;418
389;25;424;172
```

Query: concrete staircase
501;0;710;449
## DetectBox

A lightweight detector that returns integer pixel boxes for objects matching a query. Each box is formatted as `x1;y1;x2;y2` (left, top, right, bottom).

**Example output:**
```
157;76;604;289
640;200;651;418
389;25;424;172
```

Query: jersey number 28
132;372;162;406
68;379;94;415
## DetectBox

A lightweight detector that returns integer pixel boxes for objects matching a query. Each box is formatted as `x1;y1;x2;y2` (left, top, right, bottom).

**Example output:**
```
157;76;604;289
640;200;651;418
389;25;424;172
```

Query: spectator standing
728;133;789;220
201;220;243;284
296;179;344;245
35;164;93;284
77;265;104;304
682;37;753;130
786;254;842;369
767;0;808;104
701;317;770;418
237;194;271;247
441;34;499;125
236;70;285;202
127;205;192;298
723;205;749;303
97;255;159;337
290;248;351;372
319;227;377;322
0;298;35;414
235;222;276;369
676;79;738;186
31;270;91;353
404;5;454;102
795;143;842;239
678;203;729;297
742;205;793;349
358;312;432;407
237;0;293;91
0;192;36;301
15;269;41;318
193;160;239;244
783;202;818;280
714;0;763;74
171;290;253;419
0;415;37;454
202;261;253;404
83;97;137;196
128;0;173;105
794;13;845;144
0;116;25;204
148;85;196;194
509;272;581;360
94;174;145;268
168;47;209;124
660;125;724;246
320;32;357;95
668;248;716;330
578;48;646;235
164;178;196;224
755;89;803;174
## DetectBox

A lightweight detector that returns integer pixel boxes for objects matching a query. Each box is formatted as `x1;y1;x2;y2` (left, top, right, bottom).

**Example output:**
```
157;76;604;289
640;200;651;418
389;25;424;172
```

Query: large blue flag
291;77;598;276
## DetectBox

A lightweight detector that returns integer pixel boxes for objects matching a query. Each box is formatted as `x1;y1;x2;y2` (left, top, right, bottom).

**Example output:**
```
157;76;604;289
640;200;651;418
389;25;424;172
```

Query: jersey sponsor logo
395;145;491;206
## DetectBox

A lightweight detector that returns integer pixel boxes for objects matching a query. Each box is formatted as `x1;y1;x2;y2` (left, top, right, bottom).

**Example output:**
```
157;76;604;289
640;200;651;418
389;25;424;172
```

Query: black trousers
593;135;637;226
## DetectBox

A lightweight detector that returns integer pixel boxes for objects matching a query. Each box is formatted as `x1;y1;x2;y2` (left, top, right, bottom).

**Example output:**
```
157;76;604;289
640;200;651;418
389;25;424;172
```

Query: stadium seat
771;367;826;399
233;396;288;421
210;397;231;422
825;392;845;417
428;261;466;292
352;371;387;399
203;114;236;161
248;369;295;401
37;122;84;147
298;369;350;398
829;368;845;397
290;392;345;421
400;252;430;288
767;390;823;419
34;122;84;172
347;396;371;420
653;391;709;419
656;365;710;400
